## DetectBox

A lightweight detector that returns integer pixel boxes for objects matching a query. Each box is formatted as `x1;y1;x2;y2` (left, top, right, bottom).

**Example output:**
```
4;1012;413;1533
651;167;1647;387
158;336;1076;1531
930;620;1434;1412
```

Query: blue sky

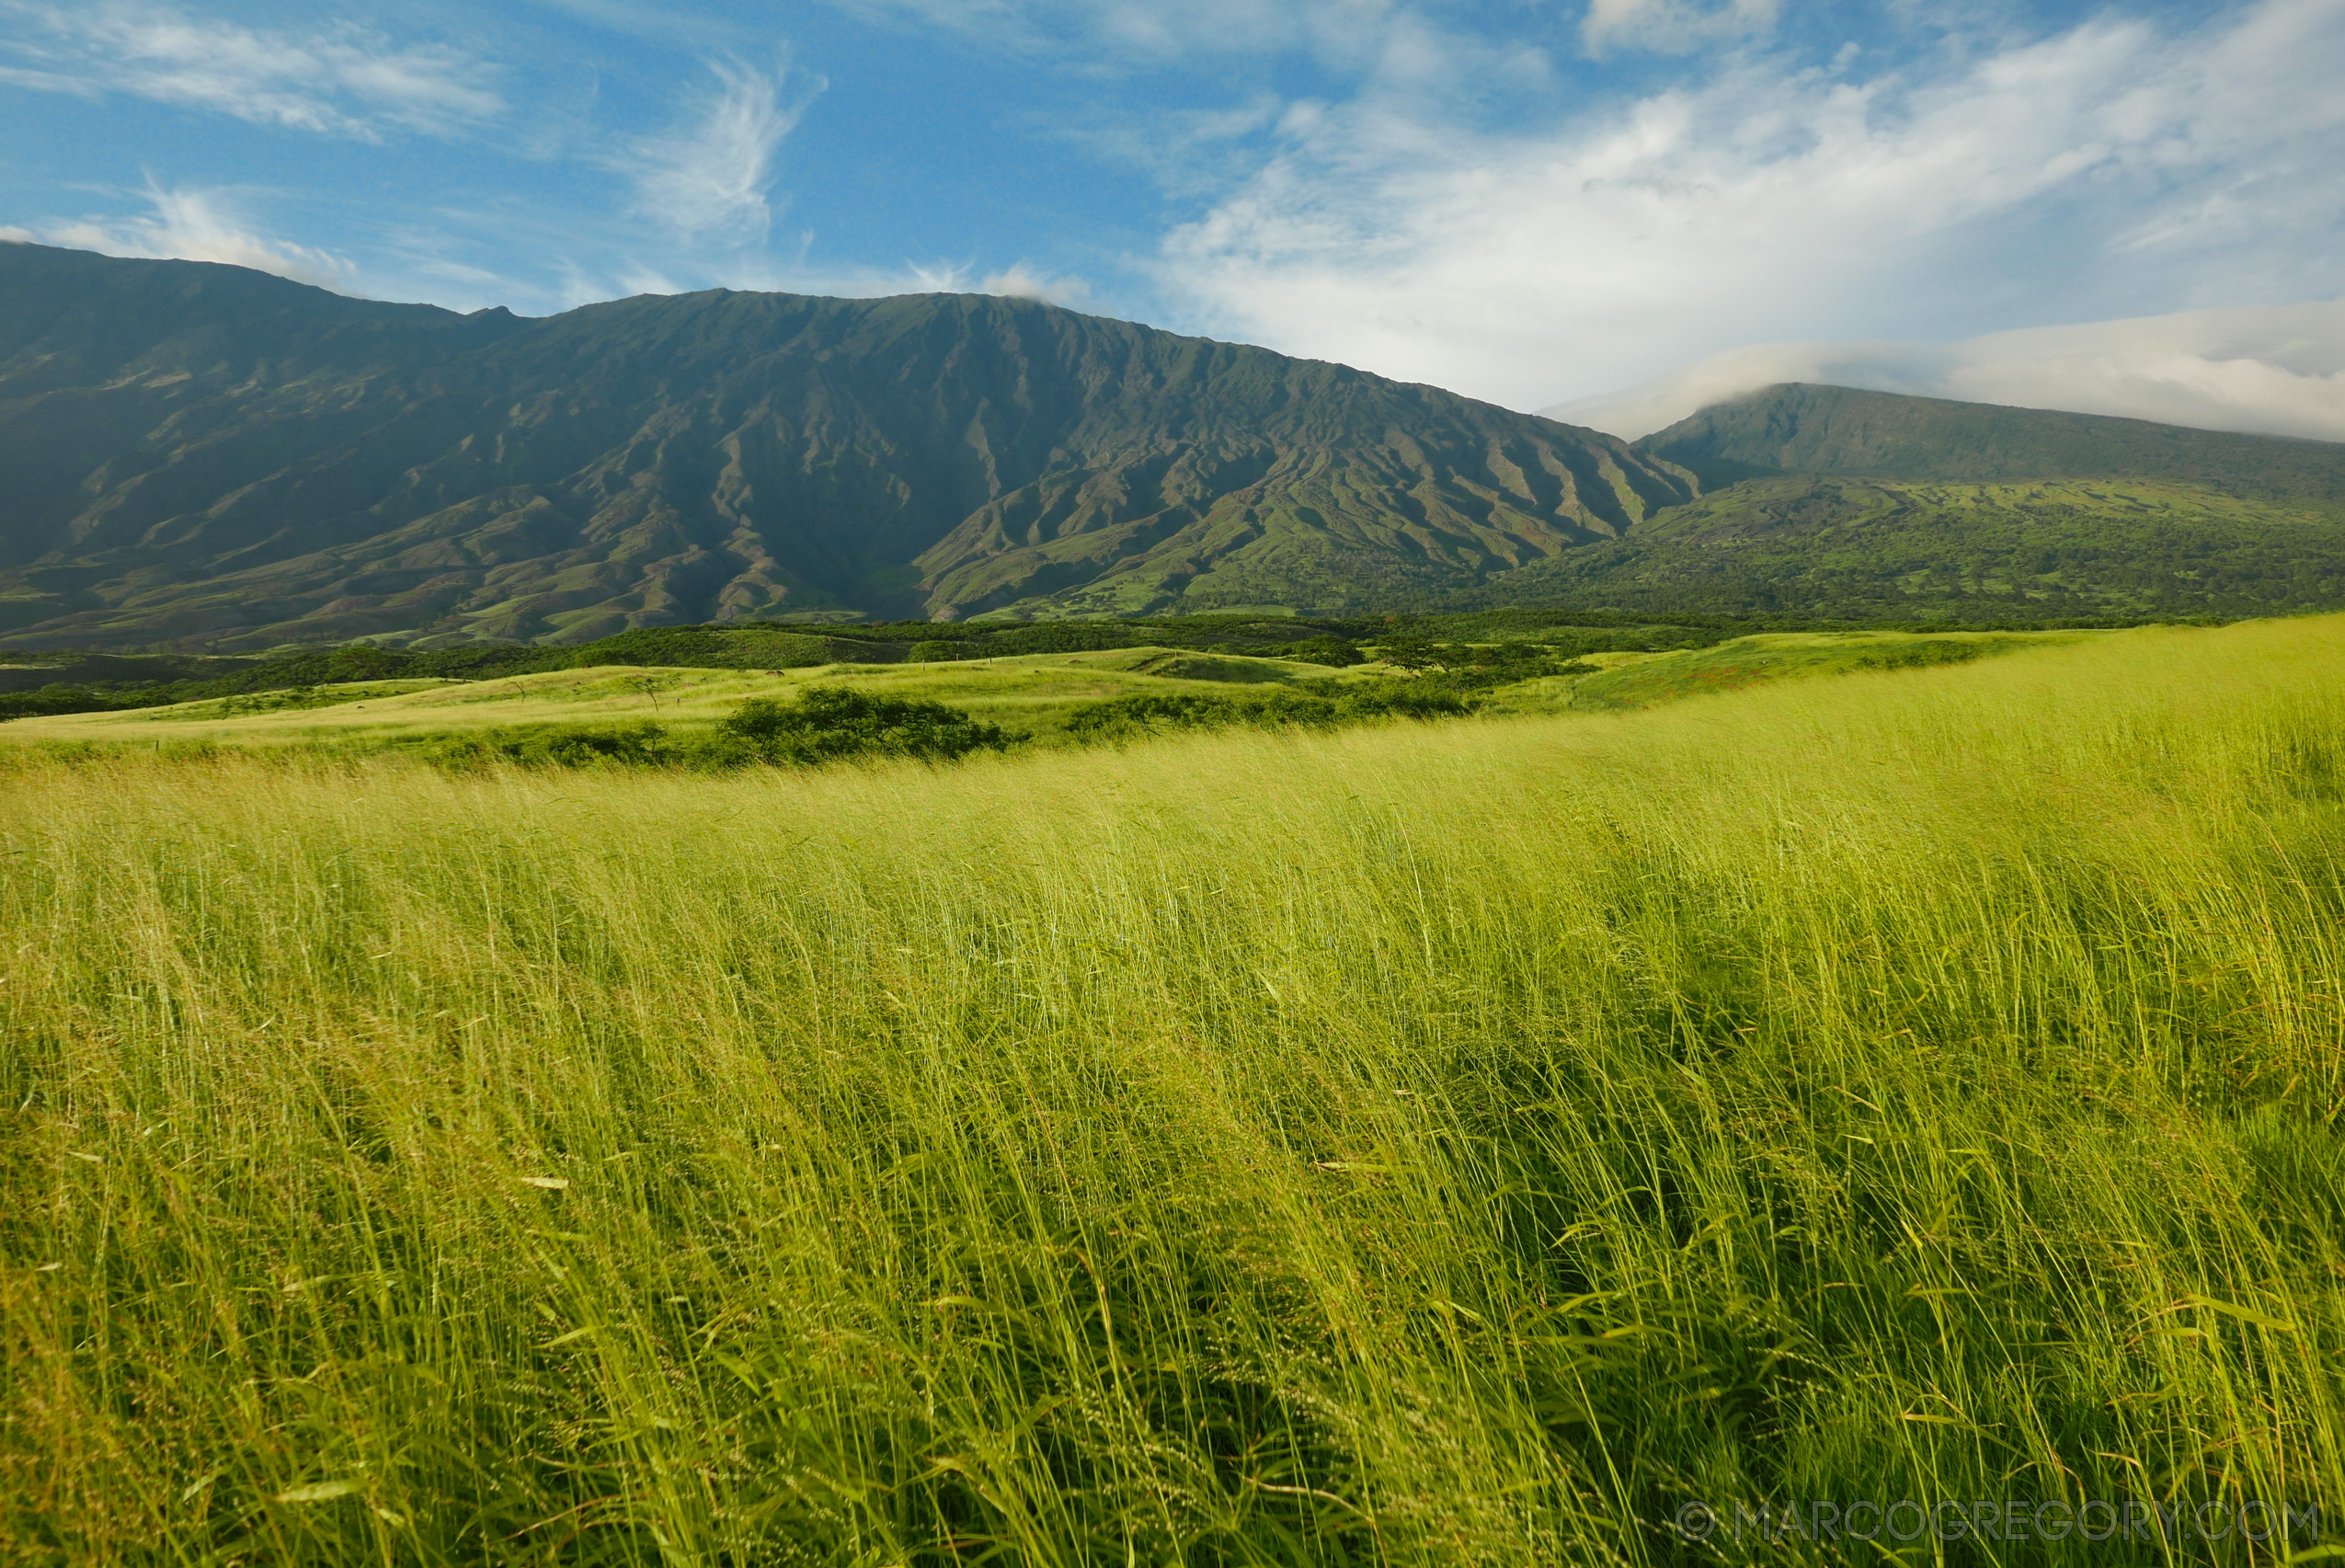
4;0;2342;433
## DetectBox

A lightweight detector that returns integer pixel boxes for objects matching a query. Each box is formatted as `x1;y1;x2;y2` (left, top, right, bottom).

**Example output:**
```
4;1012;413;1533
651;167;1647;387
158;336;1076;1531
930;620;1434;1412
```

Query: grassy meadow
0;647;1347;754
4;615;2343;1563
0;629;2083;758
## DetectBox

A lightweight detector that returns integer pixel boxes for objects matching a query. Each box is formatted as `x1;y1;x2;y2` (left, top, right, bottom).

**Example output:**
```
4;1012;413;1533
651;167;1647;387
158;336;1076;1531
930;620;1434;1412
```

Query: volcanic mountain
0;243;1694;649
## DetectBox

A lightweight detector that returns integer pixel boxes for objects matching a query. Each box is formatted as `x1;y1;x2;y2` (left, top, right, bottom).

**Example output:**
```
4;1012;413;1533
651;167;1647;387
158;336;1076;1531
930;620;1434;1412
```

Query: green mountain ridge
1637;381;2345;503
1463;474;2345;619
1484;383;2345;621
9;246;2345;647
0;243;1691;649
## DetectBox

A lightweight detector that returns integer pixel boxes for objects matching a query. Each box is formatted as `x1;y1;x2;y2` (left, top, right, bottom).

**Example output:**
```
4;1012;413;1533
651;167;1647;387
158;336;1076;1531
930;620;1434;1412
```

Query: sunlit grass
3;615;2342;1563
1562;628;2084;710
0;647;1355;751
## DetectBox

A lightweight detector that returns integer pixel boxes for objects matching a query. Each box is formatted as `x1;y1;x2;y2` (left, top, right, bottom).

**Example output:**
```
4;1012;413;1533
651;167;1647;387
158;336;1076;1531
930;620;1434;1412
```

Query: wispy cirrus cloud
823;0;1402;68
0;0;502;140
616;56;818;241
10;182;350;288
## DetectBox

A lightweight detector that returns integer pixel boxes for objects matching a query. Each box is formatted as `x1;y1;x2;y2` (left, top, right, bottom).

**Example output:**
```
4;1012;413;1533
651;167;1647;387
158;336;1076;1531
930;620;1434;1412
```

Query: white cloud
897;260;1091;303
0;1;503;140
826;0;1404;69
905;260;969;292
977;263;1092;306
1581;0;1778;57
1549;301;2345;443
24;185;350;289
619;57;815;240
1154;0;2345;413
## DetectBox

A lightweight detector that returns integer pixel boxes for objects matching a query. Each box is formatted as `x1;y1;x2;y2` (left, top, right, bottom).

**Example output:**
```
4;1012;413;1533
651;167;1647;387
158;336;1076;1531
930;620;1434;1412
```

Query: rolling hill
0;243;1691;649
1448;383;2345;621
1637;381;2345;502
1465;473;2345;619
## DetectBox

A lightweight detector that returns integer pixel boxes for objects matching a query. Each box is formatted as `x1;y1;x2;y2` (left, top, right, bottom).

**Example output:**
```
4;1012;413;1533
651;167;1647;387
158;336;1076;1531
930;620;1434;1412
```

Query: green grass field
4;616;2342;1563
0;630;2088;757
1556;630;2079;712
0;648;1355;753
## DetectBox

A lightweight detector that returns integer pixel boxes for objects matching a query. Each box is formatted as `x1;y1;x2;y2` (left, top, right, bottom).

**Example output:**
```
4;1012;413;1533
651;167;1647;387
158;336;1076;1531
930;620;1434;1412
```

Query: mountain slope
1637;382;2345;503
1465;383;2345;621
1462;475;2345;619
0;244;1692;648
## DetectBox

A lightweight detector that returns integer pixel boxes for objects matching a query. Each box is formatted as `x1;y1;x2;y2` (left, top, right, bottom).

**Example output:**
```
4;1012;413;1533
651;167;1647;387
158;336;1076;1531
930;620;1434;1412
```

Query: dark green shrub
1344;684;1476;720
1376;635;1441;671
413;693;1006;773
1356;636;1591;687
521;722;669;766
1848;640;1992;671
1063;693;1281;740
1276;636;1367;668
1063;681;1475;743
0;686;129;721
705;687;1007;766
418;721;668;771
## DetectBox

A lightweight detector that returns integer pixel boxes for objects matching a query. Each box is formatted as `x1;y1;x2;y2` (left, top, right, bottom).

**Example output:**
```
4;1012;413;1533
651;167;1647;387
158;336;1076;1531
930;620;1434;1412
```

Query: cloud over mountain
1550;301;2345;443
3;184;349;289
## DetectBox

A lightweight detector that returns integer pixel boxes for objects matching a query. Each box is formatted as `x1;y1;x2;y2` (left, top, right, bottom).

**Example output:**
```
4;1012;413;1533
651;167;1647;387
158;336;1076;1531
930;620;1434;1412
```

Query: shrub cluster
702;688;1009;766
1270;635;1367;668
1062;681;1474;742
5;610;2066;723
416;680;1475;773
418;688;1009;773
1372;638;1596;687
1847;639;1993;671
423;721;672;772
0;629;846;721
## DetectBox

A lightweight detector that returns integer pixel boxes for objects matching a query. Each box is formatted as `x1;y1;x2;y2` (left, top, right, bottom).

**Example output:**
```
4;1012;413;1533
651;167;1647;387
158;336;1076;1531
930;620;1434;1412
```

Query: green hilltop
1636;380;2345;502
1465;474;2345;620
1445;382;2345;622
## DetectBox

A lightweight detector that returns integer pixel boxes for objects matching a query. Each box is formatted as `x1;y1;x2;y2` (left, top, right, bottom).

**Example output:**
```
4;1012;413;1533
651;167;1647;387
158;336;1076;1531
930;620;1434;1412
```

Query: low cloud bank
1545;301;2345;442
